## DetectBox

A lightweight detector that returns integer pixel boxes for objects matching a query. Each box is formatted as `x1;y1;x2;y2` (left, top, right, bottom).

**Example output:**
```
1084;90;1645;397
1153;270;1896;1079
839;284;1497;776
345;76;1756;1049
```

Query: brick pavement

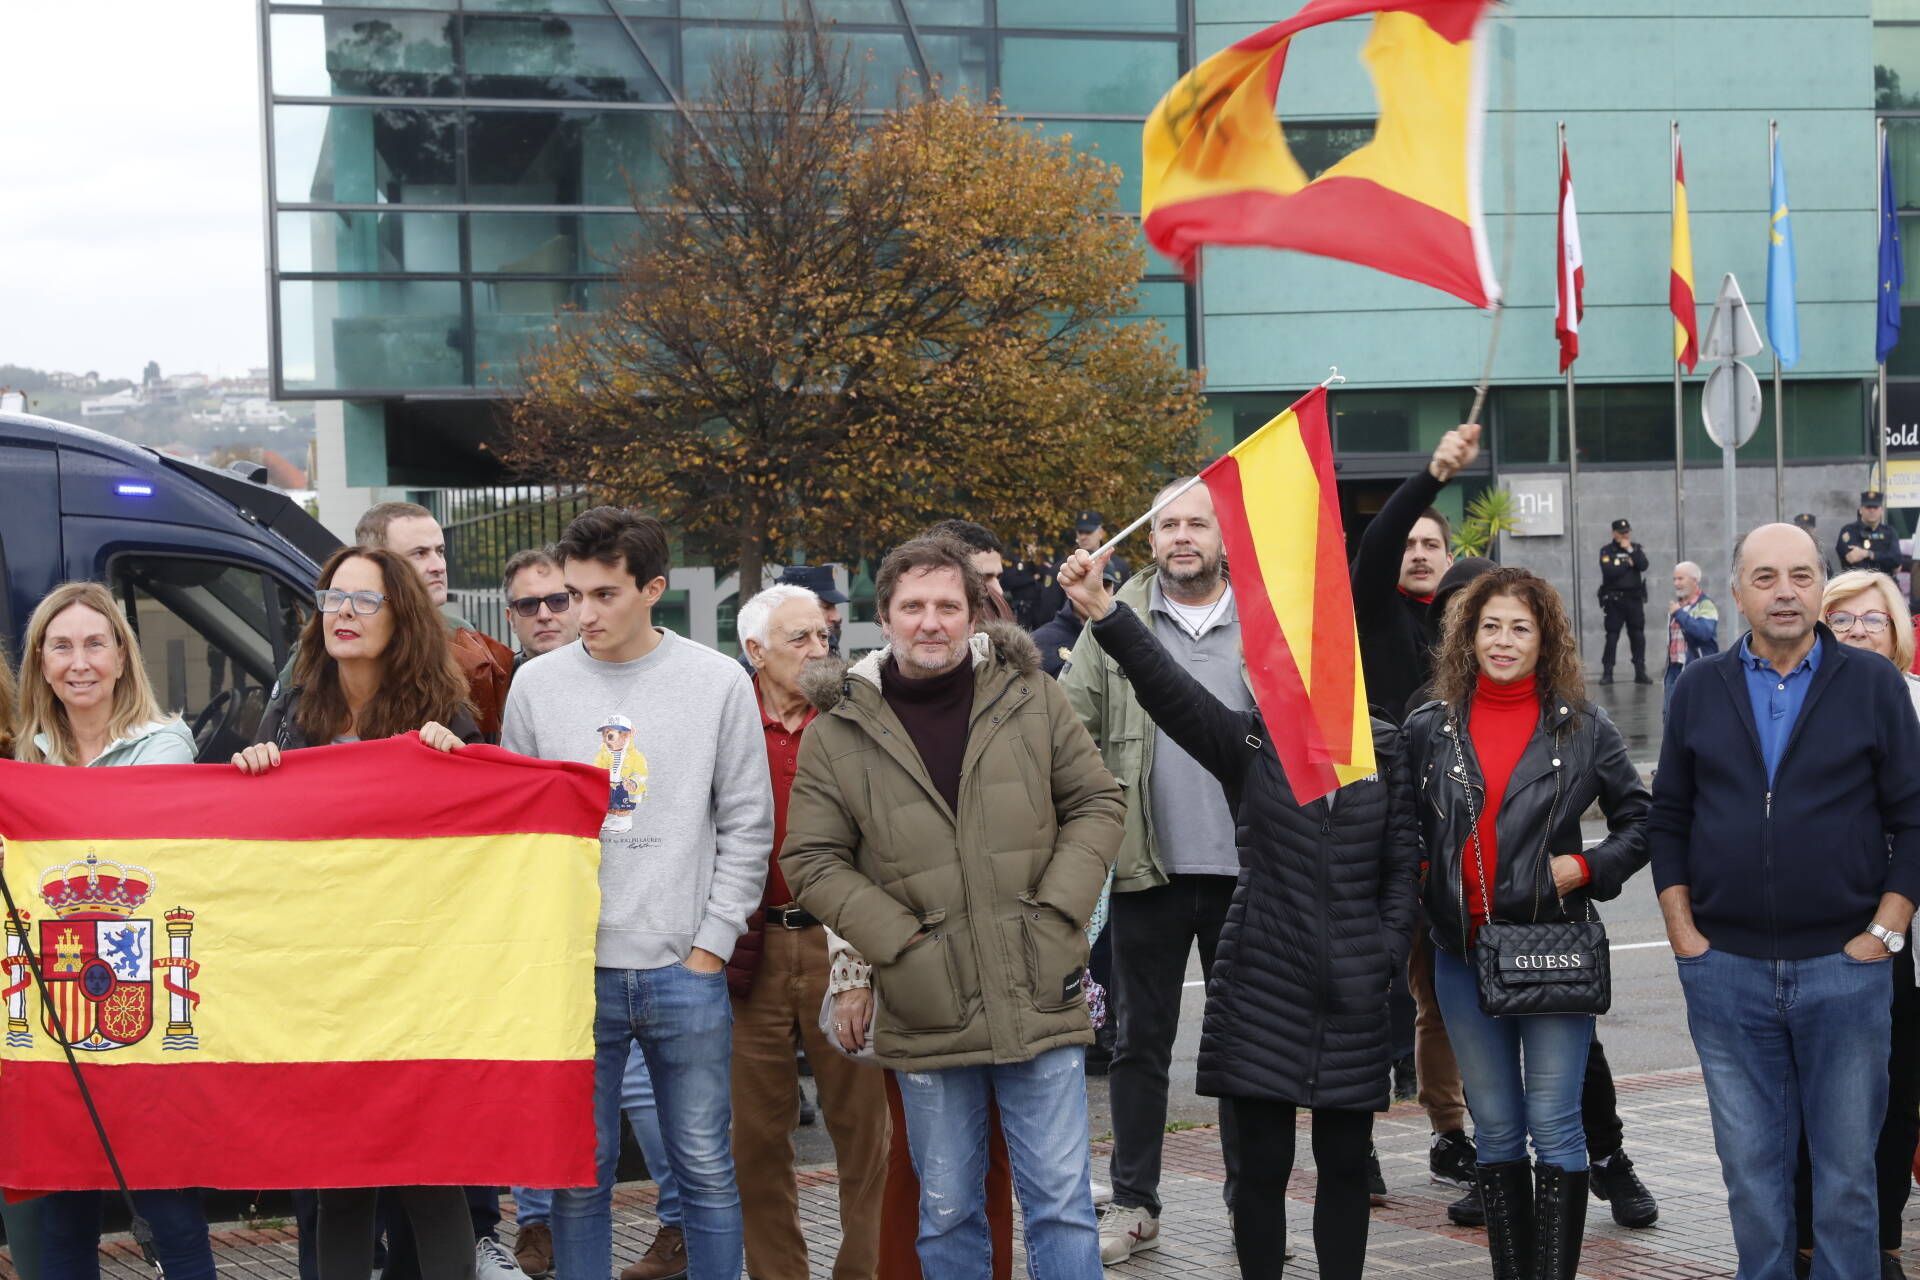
36;1068;1920;1278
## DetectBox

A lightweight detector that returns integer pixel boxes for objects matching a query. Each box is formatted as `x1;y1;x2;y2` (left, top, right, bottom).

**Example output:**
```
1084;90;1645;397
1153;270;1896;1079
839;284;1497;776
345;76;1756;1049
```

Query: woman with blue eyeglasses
234;545;483;1280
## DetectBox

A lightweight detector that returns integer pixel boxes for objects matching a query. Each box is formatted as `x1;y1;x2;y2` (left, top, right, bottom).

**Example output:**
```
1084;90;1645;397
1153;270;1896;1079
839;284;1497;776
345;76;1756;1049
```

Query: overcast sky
1;2;266;381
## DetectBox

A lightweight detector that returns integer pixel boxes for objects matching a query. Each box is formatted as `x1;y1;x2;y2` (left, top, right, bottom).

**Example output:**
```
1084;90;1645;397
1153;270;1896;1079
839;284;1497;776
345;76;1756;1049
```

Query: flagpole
1094;368;1347;559
1562;121;1584;648
1880;116;1892;494
1772;119;1786;521
1673;120;1687;562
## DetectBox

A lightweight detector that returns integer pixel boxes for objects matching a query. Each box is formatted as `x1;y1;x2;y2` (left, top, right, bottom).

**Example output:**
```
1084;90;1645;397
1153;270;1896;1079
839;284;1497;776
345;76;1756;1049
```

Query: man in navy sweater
1651;522;1920;1280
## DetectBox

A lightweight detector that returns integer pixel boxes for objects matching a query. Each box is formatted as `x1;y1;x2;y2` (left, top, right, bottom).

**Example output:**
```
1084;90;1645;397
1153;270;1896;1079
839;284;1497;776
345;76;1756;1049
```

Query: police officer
1793;512;1839;577
1000;543;1056;630
1837;490;1904;579
1037;510;1130;620
1598;517;1651;685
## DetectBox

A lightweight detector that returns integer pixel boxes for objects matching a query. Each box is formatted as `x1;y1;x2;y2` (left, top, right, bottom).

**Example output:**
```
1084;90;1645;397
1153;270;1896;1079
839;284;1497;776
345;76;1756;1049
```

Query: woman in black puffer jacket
1060;552;1419;1280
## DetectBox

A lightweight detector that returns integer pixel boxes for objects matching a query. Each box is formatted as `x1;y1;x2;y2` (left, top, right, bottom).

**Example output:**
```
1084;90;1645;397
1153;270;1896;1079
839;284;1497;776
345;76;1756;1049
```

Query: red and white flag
1556;137;1585;372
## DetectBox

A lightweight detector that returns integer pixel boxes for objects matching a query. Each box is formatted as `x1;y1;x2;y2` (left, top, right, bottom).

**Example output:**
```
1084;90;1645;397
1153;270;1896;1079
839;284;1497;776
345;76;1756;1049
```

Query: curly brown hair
1430;566;1586;712
293;547;472;743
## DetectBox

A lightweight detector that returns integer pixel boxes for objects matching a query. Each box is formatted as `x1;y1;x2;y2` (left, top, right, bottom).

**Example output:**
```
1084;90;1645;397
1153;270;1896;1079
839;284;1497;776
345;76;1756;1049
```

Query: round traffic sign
1702;361;1763;449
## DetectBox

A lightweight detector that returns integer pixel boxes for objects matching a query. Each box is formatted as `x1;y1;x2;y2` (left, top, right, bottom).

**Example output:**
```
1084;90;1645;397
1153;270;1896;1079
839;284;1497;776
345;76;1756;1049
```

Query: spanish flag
1672;131;1699;372
1201;387;1373;805
0;736;605;1191
1142;0;1500;308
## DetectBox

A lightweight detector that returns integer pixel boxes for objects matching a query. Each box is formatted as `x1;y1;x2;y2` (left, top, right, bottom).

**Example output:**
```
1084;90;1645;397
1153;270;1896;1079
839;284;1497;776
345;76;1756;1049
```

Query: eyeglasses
316;588;388;615
508;592;573;618
1826;609;1892;635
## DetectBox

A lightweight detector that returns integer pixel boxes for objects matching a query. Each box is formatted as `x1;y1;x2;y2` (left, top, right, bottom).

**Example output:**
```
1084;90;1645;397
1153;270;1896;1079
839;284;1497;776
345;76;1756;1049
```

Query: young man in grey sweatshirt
501;507;773;1280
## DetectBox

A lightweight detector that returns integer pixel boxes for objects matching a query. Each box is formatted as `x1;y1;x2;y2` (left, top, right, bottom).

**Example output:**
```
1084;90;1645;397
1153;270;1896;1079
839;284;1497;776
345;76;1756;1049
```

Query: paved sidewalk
38;1068;1920;1278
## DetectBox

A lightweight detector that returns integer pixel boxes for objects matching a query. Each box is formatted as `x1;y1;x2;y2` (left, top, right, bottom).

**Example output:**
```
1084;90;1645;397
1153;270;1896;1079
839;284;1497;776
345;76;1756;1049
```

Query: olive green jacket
780;621;1124;1070
1059;569;1251;894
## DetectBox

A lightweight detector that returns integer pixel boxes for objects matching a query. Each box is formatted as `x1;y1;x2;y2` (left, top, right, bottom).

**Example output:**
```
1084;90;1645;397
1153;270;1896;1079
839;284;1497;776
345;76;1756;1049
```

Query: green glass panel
1892;307;1920;376
814;0;901;20
904;0;985;23
1330;389;1475;455
681;25;785;98
270;11;457;98
464;109;673;204
464;0;611;13
279;279;466;392
682;0;793;17
1493;386;1568;466
611;0;676;15
273;105;459;204
917;33;990;98
1028;119;1143;209
461;15;669;102
277;210;460;273
469;213;644;272
473;280;592;387
849;32;921;106
1878;26;1920;110
1887;121;1920;214
998;0;1177;32
997;36;1177;115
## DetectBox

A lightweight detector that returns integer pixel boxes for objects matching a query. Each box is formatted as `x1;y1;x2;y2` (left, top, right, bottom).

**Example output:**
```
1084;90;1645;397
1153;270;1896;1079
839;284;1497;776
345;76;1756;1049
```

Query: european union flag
1880;130;1904;365
1767;138;1799;368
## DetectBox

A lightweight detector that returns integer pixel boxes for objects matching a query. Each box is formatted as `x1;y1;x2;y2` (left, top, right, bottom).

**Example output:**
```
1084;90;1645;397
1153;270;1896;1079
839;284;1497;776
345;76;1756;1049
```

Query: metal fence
421;485;593;644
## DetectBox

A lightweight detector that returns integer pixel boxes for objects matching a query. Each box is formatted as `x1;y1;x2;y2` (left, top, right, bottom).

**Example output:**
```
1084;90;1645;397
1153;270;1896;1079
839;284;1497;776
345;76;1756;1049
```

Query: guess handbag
1455;714;1612;1017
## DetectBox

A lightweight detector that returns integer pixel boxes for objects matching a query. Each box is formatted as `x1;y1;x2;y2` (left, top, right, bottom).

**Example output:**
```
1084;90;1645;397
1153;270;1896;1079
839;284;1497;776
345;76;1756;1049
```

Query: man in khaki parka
781;536;1123;1280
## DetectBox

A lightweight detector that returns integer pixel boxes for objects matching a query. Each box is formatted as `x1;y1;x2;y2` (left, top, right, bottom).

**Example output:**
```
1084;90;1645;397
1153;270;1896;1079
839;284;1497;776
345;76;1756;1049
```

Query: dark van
0;413;340;761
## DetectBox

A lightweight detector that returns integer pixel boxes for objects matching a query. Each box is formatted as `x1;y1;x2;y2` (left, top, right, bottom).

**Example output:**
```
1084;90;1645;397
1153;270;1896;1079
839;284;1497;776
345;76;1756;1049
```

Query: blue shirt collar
1737;632;1823;675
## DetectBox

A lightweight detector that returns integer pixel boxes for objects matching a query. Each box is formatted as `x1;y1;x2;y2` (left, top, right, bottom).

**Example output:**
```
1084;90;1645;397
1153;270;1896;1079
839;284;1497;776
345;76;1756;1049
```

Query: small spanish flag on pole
1200;386;1374;804
1672;128;1700;373
1141;0;1501;309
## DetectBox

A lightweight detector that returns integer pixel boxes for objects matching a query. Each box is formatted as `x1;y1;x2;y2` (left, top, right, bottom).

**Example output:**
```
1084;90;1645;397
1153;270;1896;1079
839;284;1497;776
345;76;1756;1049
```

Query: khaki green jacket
1060;568;1250;893
780;621;1124;1070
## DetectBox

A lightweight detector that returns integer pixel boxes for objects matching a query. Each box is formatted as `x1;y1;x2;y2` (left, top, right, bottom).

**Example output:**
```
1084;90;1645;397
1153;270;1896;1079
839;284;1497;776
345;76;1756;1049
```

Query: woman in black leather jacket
1059;549;1420;1280
1403;567;1649;1280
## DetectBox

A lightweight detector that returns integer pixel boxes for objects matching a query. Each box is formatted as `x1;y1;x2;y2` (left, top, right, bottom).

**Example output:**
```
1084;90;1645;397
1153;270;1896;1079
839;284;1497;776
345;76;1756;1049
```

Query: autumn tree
505;23;1205;589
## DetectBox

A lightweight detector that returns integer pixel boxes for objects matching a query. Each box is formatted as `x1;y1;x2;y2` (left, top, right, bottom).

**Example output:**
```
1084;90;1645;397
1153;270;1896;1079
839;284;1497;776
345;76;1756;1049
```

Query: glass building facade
262;0;1192;399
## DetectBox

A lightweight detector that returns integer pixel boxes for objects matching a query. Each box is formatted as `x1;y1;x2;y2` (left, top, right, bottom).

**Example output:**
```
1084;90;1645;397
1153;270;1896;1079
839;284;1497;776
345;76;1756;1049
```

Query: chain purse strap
1447;707;1490;952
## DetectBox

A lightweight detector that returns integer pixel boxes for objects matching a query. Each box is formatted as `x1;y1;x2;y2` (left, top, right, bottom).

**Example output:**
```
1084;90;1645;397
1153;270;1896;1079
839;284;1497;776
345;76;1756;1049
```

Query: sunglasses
316;588;387;615
508;592;573;618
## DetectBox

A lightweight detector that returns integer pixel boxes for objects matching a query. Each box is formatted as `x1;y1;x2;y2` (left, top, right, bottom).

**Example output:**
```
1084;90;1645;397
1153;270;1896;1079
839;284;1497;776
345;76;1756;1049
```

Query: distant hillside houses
78;369;286;425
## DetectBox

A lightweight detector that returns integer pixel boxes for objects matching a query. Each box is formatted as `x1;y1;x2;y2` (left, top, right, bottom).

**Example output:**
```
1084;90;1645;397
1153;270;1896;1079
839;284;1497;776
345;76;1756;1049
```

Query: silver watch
1868;923;1907;954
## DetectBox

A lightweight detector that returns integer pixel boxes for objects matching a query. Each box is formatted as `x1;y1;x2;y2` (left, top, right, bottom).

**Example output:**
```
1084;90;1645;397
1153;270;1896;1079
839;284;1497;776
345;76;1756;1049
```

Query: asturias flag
1199;387;1373;805
1767;135;1800;369
1881;129;1904;366
1141;0;1501;309
0;736;606;1191
1556;137;1585;373
1672;134;1699;373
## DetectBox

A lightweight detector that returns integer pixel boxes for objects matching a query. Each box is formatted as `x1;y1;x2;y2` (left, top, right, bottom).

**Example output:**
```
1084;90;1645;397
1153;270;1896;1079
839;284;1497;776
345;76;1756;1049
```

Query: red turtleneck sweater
1463;671;1538;930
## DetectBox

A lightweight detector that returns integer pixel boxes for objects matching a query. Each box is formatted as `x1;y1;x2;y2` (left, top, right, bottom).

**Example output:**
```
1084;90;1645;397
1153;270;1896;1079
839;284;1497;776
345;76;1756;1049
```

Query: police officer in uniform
1793;512;1839;577
1598;517;1651;685
1037;510;1129;620
1000;545;1056;630
1837;489;1904;579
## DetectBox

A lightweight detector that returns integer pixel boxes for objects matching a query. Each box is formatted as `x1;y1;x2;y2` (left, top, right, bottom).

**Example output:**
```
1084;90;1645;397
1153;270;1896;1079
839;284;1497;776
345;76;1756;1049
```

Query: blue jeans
515;1043;681;1229
1679;946;1891;1280
1432;945;1594;1169
39;1189;215;1280
550;965;738;1280
895;1045;1100;1280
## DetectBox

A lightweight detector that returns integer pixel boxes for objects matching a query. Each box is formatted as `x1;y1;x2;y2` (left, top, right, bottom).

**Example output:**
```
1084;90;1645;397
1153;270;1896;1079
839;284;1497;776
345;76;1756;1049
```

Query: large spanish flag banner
0;736;605;1191
1201;387;1372;804
1142;0;1500;308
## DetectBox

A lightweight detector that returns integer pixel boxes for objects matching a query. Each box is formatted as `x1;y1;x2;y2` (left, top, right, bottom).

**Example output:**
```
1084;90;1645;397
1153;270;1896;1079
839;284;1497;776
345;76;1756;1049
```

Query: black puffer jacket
1404;694;1650;957
1088;604;1420;1111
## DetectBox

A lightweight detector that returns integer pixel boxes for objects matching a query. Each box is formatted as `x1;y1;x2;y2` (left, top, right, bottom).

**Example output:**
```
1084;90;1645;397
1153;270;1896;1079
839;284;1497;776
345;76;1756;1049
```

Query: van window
112;557;287;759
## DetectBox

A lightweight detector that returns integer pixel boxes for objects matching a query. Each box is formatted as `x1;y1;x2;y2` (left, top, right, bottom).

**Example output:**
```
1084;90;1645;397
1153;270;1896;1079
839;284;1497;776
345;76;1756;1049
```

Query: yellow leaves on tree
504;22;1205;590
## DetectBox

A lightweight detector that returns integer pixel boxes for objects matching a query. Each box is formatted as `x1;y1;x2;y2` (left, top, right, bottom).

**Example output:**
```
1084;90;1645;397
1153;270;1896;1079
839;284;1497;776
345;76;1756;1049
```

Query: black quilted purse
1457;714;1612;1017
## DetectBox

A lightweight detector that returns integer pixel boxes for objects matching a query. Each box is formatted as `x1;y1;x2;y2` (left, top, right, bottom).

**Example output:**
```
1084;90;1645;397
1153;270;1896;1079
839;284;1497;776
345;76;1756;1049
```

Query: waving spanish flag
0;736;605;1191
1202;387;1372;804
1672;129;1699;372
1142;0;1500;308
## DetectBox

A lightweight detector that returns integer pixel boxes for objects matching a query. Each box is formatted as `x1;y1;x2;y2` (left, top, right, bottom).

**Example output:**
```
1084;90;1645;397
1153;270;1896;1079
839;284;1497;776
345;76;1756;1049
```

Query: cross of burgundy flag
1556;136;1584;373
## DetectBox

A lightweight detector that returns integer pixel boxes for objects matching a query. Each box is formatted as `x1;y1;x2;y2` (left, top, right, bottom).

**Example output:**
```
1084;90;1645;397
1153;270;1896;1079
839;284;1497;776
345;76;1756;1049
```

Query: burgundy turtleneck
881;654;975;813
1464;671;1538;929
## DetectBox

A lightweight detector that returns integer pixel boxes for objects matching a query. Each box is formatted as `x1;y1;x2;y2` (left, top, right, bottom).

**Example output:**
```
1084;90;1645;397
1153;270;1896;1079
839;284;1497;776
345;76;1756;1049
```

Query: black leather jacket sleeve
1087;601;1255;797
1377;724;1423;973
1572;707;1651;900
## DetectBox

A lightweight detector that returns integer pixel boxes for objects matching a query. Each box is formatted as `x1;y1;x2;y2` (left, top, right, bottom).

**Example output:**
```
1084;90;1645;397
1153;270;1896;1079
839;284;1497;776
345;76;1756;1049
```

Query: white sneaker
477;1237;531;1280
1091;1180;1114;1207
1096;1203;1160;1265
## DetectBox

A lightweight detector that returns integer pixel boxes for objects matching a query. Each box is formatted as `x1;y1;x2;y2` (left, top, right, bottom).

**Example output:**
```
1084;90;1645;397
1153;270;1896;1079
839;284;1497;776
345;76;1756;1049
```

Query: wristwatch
1868;923;1908;954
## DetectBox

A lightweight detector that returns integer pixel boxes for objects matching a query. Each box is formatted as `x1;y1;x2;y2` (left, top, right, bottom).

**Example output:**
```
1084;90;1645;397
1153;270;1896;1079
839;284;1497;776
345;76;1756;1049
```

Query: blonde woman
1798;570;1920;1278
13;583;213;1280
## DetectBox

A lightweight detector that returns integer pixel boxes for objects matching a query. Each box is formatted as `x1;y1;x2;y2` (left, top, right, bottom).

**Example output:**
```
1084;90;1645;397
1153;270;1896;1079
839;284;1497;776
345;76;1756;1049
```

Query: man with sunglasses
503;547;580;668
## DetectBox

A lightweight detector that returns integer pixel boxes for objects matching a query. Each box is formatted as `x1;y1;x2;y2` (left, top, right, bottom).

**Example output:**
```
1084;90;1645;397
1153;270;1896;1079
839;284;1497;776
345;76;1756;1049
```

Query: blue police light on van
115;482;154;497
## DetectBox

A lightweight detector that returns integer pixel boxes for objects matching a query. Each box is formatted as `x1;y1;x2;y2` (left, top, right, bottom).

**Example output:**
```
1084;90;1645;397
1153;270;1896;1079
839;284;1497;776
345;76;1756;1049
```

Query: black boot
1532;1163;1588;1280
1477;1160;1534;1280
1633;667;1653;685
1589;1149;1658;1227
1599;671;1613;686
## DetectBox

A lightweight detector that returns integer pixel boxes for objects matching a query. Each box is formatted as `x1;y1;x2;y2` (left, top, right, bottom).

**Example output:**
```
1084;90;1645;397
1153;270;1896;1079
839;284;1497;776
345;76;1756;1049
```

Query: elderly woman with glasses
1799;570;1920;1279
